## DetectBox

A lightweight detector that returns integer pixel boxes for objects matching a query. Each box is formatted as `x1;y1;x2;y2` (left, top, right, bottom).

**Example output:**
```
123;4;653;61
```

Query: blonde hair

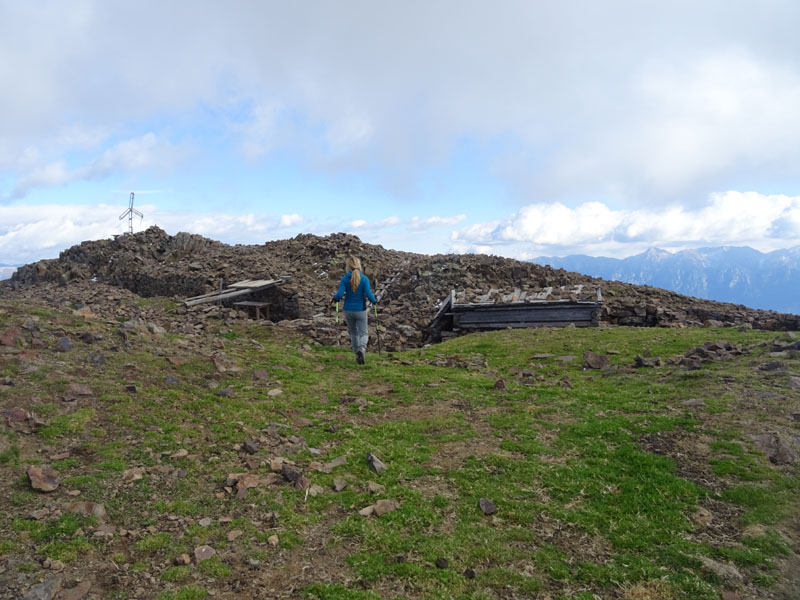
346;256;362;292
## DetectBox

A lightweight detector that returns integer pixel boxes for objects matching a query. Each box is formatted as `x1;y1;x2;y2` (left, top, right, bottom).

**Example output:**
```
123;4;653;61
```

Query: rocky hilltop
4;227;799;350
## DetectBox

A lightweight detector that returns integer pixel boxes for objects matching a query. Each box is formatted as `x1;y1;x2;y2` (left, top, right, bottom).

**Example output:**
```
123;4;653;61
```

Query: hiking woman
332;257;377;364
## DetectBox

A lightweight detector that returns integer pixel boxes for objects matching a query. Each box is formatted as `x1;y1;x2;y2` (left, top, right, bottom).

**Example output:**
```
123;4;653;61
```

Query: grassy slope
0;299;798;600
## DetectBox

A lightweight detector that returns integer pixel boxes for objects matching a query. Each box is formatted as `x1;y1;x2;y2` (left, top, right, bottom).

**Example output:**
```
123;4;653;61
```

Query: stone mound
4;226;799;350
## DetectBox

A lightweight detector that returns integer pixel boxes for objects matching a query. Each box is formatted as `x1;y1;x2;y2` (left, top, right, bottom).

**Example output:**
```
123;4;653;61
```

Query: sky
2;0;800;266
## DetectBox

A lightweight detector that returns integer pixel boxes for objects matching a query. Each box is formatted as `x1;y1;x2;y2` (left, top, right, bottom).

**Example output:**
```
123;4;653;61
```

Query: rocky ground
5;228;799;355
1;285;799;599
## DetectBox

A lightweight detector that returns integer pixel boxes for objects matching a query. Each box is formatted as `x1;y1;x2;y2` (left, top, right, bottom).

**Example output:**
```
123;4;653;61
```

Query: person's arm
363;276;377;304
332;276;347;302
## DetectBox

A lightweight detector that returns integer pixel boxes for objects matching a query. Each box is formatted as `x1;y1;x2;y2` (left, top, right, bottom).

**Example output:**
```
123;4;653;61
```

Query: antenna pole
119;191;144;235
128;192;135;234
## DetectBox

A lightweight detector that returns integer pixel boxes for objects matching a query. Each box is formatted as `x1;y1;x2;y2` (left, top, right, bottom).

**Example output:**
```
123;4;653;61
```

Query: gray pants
344;309;369;354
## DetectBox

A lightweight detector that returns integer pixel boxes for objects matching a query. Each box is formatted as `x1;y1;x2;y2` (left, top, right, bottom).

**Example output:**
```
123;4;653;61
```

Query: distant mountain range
531;246;800;315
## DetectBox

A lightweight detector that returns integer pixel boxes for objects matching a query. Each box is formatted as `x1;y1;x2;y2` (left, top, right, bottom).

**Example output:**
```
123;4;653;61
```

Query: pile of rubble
4;227;799;350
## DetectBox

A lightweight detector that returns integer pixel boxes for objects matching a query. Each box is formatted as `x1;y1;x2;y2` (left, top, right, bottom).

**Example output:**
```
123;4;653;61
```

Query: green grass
0;299;797;600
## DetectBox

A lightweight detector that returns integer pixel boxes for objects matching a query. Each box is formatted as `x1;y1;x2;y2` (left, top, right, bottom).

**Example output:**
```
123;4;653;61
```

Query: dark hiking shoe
356;351;365;365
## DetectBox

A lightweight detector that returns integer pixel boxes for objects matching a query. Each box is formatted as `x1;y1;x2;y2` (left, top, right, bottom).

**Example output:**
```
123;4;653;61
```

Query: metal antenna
119;192;143;234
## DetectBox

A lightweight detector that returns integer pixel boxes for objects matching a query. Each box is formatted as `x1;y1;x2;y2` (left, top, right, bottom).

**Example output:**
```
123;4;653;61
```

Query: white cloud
279;213;303;227
451;191;800;258
410;215;467;230
9;133;187;199
350;219;368;228
3;2;800;204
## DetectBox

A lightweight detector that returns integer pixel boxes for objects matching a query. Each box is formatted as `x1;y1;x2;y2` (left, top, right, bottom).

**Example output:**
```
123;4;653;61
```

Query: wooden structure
428;288;602;342
183;279;282;308
233;300;271;320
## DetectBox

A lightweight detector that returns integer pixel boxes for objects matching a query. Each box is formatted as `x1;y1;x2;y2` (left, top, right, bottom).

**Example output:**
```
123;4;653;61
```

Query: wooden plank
428;289;454;326
184;280;281;306
459;320;595;329
230;279;280;289
185;287;255;306
455;305;599;326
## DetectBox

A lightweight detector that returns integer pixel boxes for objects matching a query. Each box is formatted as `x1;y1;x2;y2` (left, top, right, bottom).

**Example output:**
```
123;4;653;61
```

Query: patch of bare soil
638;430;719;490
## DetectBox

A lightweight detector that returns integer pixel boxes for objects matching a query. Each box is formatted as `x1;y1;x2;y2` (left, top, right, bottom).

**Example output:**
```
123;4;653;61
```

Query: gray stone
478;497;497;515
27;465;60;492
366;452;387;474
194;545;216;563
583;351;609;369
55;337;72;353
374;499;400;516
749;433;797;465
760;361;785;371
55;580;91;600
22;575;63;600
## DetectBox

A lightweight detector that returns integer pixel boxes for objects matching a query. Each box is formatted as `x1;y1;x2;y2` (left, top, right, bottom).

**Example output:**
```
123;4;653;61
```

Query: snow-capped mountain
532;246;800;314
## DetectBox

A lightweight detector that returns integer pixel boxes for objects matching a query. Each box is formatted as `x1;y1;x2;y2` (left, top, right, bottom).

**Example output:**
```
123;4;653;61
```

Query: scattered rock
634;355;662;368
358;505;375;517
308;484;324;497
217;388;234;397
55;337;72;353
463;568;476;579
760;361;785;371
165;375;179;384
198;517;212;527
170;448;189;459
194;545;216;563
65;501;108;522
267;534;279;547
374;499;400;516
29;508;51;520
367;481;386;494
174;554;191;566
366;452;387;474
64;383;93;401
27;465;60;492
124;384;138;394
332;478;348;492
749;433;797;465
583;351;609;370
317;455;347;473
242;439;259;454
478;497;497;515
492;379;506;390
227;529;243;542
22;574;63;600
267;388;283;397
54;580;91;600
789;376;800;390
435;557;449;569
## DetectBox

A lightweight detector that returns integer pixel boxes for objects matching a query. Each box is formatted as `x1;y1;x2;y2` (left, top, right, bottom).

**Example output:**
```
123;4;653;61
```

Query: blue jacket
333;271;377;311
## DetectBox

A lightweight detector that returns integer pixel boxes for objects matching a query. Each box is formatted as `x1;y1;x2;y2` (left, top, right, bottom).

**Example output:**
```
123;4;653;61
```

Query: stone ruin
3;226;799;351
